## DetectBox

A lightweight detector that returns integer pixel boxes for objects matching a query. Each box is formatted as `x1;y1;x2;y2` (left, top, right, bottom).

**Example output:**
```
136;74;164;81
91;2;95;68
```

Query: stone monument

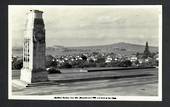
20;10;48;83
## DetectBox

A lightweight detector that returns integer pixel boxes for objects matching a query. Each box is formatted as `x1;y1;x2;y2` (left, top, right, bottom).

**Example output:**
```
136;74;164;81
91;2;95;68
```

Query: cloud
9;6;161;47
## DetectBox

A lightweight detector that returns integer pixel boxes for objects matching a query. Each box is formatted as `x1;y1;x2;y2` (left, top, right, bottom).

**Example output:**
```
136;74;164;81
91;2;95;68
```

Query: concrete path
12;68;158;96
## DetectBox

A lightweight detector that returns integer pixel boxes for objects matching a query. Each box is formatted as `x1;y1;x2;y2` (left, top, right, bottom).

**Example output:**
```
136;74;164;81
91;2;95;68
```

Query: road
12;68;158;96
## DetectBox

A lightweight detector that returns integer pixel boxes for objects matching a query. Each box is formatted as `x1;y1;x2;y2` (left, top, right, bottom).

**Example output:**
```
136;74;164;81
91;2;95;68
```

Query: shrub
118;60;132;67
96;56;105;63
47;67;61;74
88;62;96;67
62;62;72;68
96;62;106;67
110;61;120;67
12;59;23;70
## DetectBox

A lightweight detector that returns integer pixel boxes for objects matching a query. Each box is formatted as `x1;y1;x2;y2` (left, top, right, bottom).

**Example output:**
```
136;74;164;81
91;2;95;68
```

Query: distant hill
12;42;158;57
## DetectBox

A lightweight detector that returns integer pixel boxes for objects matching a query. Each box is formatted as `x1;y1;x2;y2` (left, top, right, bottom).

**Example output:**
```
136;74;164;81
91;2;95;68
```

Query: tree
96;54;105;63
81;54;87;61
12;58;23;70
46;55;57;68
136;52;140;58
119;60;132;67
92;52;99;55
150;52;157;58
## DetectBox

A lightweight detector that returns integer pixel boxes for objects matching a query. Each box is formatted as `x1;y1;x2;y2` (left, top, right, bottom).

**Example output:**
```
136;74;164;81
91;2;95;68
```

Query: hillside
12;42;158;57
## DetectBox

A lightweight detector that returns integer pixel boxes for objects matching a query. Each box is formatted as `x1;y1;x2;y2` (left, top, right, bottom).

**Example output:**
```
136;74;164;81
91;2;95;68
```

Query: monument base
20;68;48;84
12;79;57;88
12;79;32;88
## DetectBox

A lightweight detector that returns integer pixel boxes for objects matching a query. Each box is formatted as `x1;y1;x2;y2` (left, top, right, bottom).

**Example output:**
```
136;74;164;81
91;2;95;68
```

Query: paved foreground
12;68;158;96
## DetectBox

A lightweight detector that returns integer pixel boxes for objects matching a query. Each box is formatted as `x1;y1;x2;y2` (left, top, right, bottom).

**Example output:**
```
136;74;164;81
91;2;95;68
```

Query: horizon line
12;42;158;48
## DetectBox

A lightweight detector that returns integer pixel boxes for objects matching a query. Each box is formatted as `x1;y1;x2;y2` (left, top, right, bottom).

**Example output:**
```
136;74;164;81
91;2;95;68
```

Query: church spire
143;41;151;59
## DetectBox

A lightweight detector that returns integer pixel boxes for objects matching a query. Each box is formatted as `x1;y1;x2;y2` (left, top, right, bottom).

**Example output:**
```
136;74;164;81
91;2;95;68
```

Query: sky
9;5;162;47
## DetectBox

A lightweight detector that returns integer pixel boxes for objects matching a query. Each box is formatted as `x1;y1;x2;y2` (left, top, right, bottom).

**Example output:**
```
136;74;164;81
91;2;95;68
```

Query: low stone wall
87;66;156;72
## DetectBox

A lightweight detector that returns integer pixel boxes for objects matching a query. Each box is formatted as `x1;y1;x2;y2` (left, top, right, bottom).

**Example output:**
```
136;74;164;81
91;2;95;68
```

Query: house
105;56;112;63
130;55;138;62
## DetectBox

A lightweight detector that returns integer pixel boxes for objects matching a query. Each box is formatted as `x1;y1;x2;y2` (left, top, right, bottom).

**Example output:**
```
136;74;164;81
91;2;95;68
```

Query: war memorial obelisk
20;10;48;83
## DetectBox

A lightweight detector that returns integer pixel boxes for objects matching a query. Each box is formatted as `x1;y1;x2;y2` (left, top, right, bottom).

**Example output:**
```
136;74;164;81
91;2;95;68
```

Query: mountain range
12;42;158;57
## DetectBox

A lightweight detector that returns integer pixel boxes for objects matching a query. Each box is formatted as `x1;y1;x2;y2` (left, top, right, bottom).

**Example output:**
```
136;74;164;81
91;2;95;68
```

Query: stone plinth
20;68;48;83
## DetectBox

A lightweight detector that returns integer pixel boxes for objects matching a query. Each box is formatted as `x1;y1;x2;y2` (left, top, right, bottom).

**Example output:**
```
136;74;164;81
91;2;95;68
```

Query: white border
8;5;162;101
8;7;12;99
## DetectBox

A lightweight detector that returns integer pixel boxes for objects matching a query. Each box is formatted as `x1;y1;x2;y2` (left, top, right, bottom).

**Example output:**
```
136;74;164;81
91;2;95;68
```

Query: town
12;42;159;73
